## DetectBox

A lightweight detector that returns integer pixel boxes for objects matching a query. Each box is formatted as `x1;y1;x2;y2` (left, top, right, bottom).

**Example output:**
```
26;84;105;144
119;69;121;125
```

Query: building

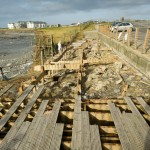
119;17;124;22
7;23;15;29
8;21;47;29
15;21;27;29
27;21;47;29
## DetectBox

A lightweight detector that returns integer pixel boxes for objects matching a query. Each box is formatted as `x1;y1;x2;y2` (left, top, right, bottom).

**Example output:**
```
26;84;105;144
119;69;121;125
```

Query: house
15;21;27;29
7;23;15;29
27;21;47;29
7;21;47;29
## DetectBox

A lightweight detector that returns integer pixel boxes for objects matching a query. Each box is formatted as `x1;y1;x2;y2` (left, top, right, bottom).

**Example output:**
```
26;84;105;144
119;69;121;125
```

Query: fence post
134;28;139;49
127;28;132;46
115;29;118;40
51;34;54;56
41;48;44;66
41;66;44;84
143;28;150;53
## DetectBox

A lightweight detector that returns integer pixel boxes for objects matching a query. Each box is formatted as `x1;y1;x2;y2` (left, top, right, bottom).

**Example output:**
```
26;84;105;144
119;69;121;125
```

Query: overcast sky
0;0;150;27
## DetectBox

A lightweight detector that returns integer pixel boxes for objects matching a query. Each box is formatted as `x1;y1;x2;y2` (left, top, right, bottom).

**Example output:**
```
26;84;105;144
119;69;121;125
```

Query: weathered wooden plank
136;97;150;115
90;125;102;150
0;85;44;150
0;85;34;131
17;100;49;150
0;84;14;97
37;101;61;150
128;113;150;149
81;111;91;150
28;115;49;150
71;95;82;150
108;102;132;150
121;112;143;150
6;121;31;150
49;123;64;150
124;97;149;129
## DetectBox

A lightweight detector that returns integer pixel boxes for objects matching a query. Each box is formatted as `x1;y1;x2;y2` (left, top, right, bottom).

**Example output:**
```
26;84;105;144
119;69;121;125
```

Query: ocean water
0;32;35;79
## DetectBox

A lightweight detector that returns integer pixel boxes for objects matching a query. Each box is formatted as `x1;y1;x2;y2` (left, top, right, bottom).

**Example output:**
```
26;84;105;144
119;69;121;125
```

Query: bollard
134;28;139;49
143;28;150;53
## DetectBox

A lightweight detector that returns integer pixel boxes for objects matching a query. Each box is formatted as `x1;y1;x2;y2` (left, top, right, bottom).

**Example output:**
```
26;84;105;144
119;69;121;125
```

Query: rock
130;82;136;87
122;66;129;71
116;79;123;84
114;89;120;93
145;93;149;96
114;61;123;72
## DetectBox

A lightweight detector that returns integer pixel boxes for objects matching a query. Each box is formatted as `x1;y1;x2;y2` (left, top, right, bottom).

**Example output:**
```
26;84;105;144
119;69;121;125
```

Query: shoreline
0;32;34;80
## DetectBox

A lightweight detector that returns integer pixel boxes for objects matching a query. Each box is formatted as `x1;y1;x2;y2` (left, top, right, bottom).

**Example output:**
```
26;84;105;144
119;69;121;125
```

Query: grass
35;26;80;44
35;23;96;44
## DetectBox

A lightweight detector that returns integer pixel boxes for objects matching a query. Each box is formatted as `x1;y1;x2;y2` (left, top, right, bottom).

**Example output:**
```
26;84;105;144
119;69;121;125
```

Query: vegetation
33;23;95;65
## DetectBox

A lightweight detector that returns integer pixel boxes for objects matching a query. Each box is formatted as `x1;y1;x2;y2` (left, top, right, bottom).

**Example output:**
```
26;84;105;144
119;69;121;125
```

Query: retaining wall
84;31;150;78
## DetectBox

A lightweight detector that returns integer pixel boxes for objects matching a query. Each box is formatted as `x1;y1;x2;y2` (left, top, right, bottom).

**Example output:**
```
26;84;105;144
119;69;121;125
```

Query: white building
8;23;15;29
27;21;47;29
8;21;47;29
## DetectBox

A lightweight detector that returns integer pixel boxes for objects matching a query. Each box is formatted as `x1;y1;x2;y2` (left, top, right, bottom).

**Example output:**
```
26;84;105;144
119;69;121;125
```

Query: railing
99;25;150;54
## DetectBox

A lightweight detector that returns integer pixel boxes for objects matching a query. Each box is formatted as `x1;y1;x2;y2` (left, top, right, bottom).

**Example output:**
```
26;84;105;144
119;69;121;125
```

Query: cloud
0;0;150;27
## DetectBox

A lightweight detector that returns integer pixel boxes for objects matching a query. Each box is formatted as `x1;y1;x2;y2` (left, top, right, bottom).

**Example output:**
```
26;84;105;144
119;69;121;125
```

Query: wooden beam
0;85;44;149
108;102;132;150
90;125;102;150
17;100;49;149
49;123;64;150
0;85;34;131
124;96;149;129
0;84;14;97
136;97;150;115
81;111;91;150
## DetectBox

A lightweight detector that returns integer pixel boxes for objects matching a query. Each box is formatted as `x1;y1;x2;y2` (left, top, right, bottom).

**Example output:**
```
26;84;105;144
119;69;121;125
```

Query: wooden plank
6;121;31;150
121;112;143;150
0;85;34;131
0;84;14;97
37;101;61;150
49;123;64;150
71;95;82;150
136;97;150;115
128;113;150;149
124;97;149;129
81;111;91;150
0;85;44;150
28;115;49;150
17;100;49;150
90;125;102;150
108;102;132;150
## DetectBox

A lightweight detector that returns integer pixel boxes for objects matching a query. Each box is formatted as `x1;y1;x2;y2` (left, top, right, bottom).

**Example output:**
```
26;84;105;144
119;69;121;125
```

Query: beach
0;32;34;80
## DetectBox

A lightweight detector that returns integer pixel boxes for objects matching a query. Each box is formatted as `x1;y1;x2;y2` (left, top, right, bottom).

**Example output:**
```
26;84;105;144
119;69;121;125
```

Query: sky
0;0;150;27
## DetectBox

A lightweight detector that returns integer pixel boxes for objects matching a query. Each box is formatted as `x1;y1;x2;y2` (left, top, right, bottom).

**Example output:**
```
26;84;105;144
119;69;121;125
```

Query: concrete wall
84;31;150;78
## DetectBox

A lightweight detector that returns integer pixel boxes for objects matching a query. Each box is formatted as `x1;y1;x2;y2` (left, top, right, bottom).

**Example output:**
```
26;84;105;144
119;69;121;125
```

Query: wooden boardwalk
0;40;150;150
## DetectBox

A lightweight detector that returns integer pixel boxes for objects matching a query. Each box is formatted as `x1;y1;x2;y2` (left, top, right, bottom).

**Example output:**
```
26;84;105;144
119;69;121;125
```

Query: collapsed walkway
0;37;150;150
